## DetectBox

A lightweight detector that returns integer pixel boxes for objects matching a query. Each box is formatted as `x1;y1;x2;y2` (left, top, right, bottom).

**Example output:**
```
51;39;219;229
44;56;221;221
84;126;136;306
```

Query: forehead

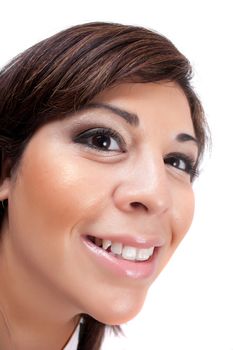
92;82;195;136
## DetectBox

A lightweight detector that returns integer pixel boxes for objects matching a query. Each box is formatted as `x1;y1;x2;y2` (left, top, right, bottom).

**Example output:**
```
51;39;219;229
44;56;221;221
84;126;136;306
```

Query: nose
113;153;172;216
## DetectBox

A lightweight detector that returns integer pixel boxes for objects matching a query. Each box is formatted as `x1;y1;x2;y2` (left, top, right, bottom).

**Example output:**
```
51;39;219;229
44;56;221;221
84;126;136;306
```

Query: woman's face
4;82;198;325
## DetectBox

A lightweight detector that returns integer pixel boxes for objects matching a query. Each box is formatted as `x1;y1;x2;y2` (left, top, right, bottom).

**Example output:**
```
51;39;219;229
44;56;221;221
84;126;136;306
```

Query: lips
81;233;164;279
88;235;155;262
87;232;164;247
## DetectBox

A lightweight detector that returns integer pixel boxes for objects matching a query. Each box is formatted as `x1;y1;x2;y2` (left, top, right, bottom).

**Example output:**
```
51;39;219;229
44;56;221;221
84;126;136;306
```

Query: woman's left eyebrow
176;133;198;146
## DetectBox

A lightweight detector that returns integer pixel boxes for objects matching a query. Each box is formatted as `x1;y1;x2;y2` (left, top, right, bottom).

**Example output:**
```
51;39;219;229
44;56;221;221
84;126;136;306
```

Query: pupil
172;158;178;167
93;135;110;149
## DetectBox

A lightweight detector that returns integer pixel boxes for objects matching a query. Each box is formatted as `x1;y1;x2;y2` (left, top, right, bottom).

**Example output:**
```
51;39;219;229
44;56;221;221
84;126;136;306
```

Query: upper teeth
95;238;154;261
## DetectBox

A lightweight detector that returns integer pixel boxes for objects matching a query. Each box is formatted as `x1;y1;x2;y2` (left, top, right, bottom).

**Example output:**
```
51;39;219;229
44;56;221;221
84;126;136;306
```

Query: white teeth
111;242;123;255
96;238;154;262
136;247;154;261
148;247;154;256
122;246;137;260
102;239;111;250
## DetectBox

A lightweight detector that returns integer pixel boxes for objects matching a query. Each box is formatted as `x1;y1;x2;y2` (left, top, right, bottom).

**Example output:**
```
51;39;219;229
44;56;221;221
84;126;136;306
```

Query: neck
0;220;81;350
0;308;79;350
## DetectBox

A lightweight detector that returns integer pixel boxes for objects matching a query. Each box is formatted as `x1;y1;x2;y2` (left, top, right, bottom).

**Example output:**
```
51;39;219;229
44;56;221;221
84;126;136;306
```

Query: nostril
131;202;140;208
131;202;147;211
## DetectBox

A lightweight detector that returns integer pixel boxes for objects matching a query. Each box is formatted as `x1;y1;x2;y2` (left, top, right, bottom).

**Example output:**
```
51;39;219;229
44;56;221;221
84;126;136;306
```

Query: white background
1;1;232;349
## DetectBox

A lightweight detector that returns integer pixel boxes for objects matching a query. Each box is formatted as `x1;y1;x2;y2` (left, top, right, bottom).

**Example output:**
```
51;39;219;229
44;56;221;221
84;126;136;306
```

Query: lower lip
81;236;160;280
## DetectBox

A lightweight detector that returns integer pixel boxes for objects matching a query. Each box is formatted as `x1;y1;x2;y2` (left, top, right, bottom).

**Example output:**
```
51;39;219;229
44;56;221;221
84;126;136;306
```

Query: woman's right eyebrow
78;102;140;127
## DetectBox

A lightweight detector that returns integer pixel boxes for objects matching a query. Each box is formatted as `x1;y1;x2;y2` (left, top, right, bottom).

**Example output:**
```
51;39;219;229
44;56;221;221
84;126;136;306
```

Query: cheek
8;146;115;281
172;186;195;245
158;185;195;273
11;150;112;234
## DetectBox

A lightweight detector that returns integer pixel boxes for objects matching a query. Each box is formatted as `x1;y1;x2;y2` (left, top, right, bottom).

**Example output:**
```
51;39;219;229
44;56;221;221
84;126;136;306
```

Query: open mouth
86;235;155;262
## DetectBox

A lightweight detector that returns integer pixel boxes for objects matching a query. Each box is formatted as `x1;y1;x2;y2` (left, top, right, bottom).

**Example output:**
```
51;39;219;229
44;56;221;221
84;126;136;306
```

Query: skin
0;82;198;349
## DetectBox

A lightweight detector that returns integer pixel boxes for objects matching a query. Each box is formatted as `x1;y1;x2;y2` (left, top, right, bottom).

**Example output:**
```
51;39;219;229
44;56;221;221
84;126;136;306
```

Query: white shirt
63;324;80;350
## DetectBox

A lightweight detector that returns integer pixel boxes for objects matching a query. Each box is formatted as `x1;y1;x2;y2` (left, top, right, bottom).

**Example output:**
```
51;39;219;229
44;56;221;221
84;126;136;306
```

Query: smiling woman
0;22;208;350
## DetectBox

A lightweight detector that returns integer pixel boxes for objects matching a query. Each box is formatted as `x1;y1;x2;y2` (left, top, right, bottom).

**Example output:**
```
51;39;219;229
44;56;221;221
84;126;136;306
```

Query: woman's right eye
73;127;126;153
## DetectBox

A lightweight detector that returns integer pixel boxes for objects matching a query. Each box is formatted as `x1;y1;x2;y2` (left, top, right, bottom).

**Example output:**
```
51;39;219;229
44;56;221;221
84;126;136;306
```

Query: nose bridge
114;149;171;215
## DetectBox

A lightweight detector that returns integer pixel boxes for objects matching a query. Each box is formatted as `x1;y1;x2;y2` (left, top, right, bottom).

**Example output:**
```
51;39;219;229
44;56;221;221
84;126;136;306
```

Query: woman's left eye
164;153;198;180
73;127;126;153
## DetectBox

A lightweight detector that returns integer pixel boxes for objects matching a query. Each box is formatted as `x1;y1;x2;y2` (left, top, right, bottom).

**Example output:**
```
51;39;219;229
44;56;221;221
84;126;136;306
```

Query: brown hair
0;22;209;350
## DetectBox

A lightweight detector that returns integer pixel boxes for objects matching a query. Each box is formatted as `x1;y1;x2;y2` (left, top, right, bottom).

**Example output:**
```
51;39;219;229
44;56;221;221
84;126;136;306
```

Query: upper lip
84;233;165;249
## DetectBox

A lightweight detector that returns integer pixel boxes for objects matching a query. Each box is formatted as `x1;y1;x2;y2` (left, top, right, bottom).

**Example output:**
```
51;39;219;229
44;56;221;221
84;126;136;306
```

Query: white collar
63;323;80;350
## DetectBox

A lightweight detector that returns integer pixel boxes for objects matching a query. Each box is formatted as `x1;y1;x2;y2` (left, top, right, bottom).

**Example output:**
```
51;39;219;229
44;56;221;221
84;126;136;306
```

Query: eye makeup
72;127;127;153
164;152;199;181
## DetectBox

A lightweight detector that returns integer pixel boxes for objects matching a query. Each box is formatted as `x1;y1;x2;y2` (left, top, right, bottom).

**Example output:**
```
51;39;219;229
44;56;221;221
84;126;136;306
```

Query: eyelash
73;127;126;152
164;153;199;181
73;127;199;180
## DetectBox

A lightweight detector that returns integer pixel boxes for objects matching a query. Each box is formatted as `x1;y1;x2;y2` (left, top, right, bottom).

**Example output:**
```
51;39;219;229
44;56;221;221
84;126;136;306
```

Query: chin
89;295;146;325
